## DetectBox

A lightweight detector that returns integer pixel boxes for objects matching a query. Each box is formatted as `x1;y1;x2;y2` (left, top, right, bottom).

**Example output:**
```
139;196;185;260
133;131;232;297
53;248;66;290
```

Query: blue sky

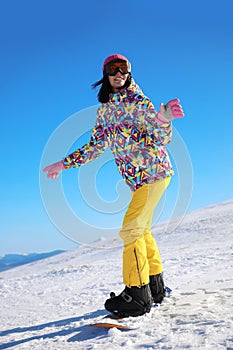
0;0;232;255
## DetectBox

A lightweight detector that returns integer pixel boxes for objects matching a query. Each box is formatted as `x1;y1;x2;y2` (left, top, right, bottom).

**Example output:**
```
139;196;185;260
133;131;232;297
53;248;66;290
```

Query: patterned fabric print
63;82;174;191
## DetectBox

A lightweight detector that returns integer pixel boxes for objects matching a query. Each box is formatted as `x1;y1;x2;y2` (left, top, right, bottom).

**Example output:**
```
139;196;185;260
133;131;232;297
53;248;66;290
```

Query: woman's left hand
158;98;184;122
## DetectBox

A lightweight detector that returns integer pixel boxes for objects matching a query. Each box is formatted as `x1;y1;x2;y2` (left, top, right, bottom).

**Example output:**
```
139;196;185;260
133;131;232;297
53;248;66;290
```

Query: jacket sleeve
145;100;172;146
63;109;108;169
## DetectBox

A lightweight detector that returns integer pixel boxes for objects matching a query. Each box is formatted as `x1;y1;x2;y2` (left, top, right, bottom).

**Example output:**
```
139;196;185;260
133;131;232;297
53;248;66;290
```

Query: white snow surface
0;200;233;349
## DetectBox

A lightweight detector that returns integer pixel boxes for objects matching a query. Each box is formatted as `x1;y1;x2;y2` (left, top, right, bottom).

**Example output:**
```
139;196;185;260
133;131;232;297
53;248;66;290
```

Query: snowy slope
0;200;233;349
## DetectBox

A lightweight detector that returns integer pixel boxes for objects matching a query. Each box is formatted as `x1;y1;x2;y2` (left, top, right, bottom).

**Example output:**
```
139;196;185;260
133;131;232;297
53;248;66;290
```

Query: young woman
43;54;184;317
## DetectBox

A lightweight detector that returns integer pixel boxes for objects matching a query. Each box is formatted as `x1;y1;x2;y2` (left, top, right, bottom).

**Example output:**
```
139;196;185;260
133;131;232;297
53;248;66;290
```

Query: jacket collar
109;80;143;104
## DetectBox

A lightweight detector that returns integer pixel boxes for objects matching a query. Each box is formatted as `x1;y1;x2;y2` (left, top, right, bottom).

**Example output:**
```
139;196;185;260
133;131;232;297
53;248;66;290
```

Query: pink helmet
102;54;131;73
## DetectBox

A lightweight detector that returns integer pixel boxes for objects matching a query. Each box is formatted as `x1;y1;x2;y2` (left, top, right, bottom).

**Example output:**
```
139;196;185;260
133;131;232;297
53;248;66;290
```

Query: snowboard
90;322;133;331
90;287;172;331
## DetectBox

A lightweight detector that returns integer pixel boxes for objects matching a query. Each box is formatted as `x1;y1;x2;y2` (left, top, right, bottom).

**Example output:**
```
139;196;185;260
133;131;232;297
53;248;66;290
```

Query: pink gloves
156;98;184;123
43;160;66;180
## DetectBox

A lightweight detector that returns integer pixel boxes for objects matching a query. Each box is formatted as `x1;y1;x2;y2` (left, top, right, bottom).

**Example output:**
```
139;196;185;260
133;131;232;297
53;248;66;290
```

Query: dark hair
92;73;132;103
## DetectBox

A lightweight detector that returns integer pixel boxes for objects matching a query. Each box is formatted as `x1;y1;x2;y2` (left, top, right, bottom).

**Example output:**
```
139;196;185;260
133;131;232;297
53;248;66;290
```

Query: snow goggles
104;61;130;76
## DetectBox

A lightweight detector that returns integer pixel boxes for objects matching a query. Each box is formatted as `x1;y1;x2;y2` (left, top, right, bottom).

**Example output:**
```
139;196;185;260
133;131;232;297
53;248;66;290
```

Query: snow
0;200;233;349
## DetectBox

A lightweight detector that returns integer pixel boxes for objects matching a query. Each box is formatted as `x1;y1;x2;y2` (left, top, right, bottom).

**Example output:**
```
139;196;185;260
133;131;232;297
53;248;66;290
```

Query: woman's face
108;71;129;92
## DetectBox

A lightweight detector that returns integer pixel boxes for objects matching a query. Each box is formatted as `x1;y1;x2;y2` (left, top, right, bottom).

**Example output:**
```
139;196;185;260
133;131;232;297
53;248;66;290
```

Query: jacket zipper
134;248;142;287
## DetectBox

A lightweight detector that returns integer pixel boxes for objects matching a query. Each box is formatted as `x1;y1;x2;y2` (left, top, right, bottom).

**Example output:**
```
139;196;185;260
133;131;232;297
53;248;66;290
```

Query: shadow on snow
0;309;107;349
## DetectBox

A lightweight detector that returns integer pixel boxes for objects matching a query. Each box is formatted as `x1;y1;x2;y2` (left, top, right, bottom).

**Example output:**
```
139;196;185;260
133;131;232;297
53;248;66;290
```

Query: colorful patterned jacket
63;81;174;191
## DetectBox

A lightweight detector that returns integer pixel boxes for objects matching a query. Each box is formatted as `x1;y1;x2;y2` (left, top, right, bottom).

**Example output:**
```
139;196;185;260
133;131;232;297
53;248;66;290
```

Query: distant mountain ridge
0;250;65;272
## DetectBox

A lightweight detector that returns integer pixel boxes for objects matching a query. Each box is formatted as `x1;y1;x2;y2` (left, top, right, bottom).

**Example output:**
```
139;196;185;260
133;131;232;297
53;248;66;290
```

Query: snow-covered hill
0;251;65;273
0;200;233;349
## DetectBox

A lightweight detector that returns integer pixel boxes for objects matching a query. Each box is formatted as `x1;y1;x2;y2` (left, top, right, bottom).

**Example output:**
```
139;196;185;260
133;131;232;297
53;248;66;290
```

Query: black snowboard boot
149;273;166;304
104;284;153;317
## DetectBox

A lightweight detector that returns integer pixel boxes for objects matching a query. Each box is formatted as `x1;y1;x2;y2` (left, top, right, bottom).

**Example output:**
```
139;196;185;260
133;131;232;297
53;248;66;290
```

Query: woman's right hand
43;160;66;180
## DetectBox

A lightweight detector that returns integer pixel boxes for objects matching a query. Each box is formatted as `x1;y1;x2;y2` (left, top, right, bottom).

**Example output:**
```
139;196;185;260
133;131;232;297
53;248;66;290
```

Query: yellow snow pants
119;177;171;287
